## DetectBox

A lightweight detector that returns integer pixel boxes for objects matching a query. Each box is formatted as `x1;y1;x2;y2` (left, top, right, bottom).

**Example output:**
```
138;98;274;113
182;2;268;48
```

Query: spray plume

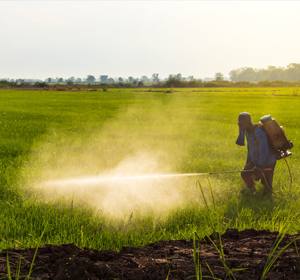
20;97;221;218
44;172;208;186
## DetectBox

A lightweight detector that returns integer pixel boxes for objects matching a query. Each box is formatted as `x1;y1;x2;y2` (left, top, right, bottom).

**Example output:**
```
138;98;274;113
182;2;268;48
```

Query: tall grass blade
204;260;216;279
261;235;300;279
261;214;300;279
197;180;239;280
6;253;11;280
25;224;48;279
0;252;27;280
192;232;201;280
15;253;22;280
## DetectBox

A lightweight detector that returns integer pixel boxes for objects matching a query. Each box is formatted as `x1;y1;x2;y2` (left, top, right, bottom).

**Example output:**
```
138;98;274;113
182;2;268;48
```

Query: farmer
236;112;276;194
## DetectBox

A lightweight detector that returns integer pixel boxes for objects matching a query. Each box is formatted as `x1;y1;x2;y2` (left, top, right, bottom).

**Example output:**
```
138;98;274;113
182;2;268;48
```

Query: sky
0;1;299;80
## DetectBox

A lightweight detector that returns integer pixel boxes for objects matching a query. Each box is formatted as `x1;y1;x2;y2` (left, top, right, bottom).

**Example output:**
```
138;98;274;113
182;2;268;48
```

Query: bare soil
1;229;300;280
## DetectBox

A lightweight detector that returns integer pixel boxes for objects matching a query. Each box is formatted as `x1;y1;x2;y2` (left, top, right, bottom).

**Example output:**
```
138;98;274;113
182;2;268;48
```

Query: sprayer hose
283;156;293;189
261;152;292;193
262;172;273;193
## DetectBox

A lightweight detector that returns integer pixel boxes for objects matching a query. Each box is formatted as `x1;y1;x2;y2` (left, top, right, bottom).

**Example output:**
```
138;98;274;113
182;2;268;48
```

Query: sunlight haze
1;1;299;80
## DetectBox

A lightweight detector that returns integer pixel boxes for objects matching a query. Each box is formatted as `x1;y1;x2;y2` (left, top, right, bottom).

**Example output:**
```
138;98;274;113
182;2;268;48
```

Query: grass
196;180;248;280
190;179;300;279
0;88;299;254
0;225;46;279
260;219;300;279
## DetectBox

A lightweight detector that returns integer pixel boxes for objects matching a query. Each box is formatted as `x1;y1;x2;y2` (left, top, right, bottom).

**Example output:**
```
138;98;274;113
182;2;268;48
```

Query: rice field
0;87;299;252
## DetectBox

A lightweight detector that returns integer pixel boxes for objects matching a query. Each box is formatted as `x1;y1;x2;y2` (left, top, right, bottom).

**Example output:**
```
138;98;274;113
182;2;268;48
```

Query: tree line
229;63;300;82
45;73;190;84
1;63;300;89
1;78;299;90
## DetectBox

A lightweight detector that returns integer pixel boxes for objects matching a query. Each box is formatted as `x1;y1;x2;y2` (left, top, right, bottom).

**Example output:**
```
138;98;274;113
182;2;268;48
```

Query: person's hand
252;165;263;177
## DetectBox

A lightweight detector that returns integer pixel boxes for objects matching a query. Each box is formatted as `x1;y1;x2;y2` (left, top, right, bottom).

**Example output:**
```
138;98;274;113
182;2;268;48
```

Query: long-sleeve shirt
246;127;275;167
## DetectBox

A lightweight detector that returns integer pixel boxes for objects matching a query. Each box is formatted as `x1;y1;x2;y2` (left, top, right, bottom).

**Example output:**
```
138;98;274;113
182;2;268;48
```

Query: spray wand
203;168;271;175
45;168;272;186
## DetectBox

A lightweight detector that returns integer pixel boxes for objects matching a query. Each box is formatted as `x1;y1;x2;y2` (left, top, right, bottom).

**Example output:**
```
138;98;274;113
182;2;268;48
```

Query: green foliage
138;81;144;88
0;80;16;88
86;75;96;83
260;216;300;279
34;82;49;88
214;72;224;82
0;88;299;254
229;63;300;82
0;226;47;279
196;181;249;279
66;80;74;86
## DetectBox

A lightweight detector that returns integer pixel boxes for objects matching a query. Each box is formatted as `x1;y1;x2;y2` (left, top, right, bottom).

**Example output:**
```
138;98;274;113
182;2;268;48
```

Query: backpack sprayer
258;114;294;189
258;115;293;160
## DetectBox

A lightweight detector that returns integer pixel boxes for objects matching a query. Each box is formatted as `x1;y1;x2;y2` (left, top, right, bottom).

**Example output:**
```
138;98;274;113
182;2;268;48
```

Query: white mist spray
21;97;218;218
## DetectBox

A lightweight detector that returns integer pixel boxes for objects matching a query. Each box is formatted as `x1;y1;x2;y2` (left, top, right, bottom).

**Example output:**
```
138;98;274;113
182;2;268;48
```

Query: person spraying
236;112;276;194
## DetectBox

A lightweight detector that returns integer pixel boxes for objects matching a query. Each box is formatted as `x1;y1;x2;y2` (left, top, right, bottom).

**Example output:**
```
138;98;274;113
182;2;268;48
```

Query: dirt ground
1;229;300;280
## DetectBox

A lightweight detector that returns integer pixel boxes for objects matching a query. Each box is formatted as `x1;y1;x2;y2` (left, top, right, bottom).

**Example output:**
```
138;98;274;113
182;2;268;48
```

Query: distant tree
235;68;256;82
66;79;74;86
229;69;240;82
165;76;183;87
286;63;300;81
214;72;224;82
75;78;82;83
100;75;108;82
58;78;63;83
128;76;134;82
188;76;195;81
69;76;75;82
256;68;269;82
141;76;148;82
138;81;144;87
118;77;124;82
34;82;49;88
176;73;182;81
107;77;115;83
152;73;159;82
230;63;300;82
86;75;96;83
46;78;52;83
133;79;138;85
267;66;284;81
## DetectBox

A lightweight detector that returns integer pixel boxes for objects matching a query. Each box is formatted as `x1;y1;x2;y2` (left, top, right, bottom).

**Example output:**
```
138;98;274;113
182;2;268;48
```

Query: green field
0;88;299;252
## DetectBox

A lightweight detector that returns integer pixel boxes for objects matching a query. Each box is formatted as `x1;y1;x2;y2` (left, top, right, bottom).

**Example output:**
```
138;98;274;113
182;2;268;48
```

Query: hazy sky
1;1;299;80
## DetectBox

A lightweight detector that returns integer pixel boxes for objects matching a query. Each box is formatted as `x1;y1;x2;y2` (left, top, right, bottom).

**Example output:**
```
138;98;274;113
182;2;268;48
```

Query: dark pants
241;161;276;191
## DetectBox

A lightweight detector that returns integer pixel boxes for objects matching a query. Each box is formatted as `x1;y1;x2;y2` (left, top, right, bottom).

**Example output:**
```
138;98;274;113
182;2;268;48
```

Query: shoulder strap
249;123;258;134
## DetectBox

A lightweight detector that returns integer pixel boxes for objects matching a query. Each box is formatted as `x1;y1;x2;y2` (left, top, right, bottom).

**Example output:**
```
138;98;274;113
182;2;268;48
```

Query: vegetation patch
0;88;299;278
